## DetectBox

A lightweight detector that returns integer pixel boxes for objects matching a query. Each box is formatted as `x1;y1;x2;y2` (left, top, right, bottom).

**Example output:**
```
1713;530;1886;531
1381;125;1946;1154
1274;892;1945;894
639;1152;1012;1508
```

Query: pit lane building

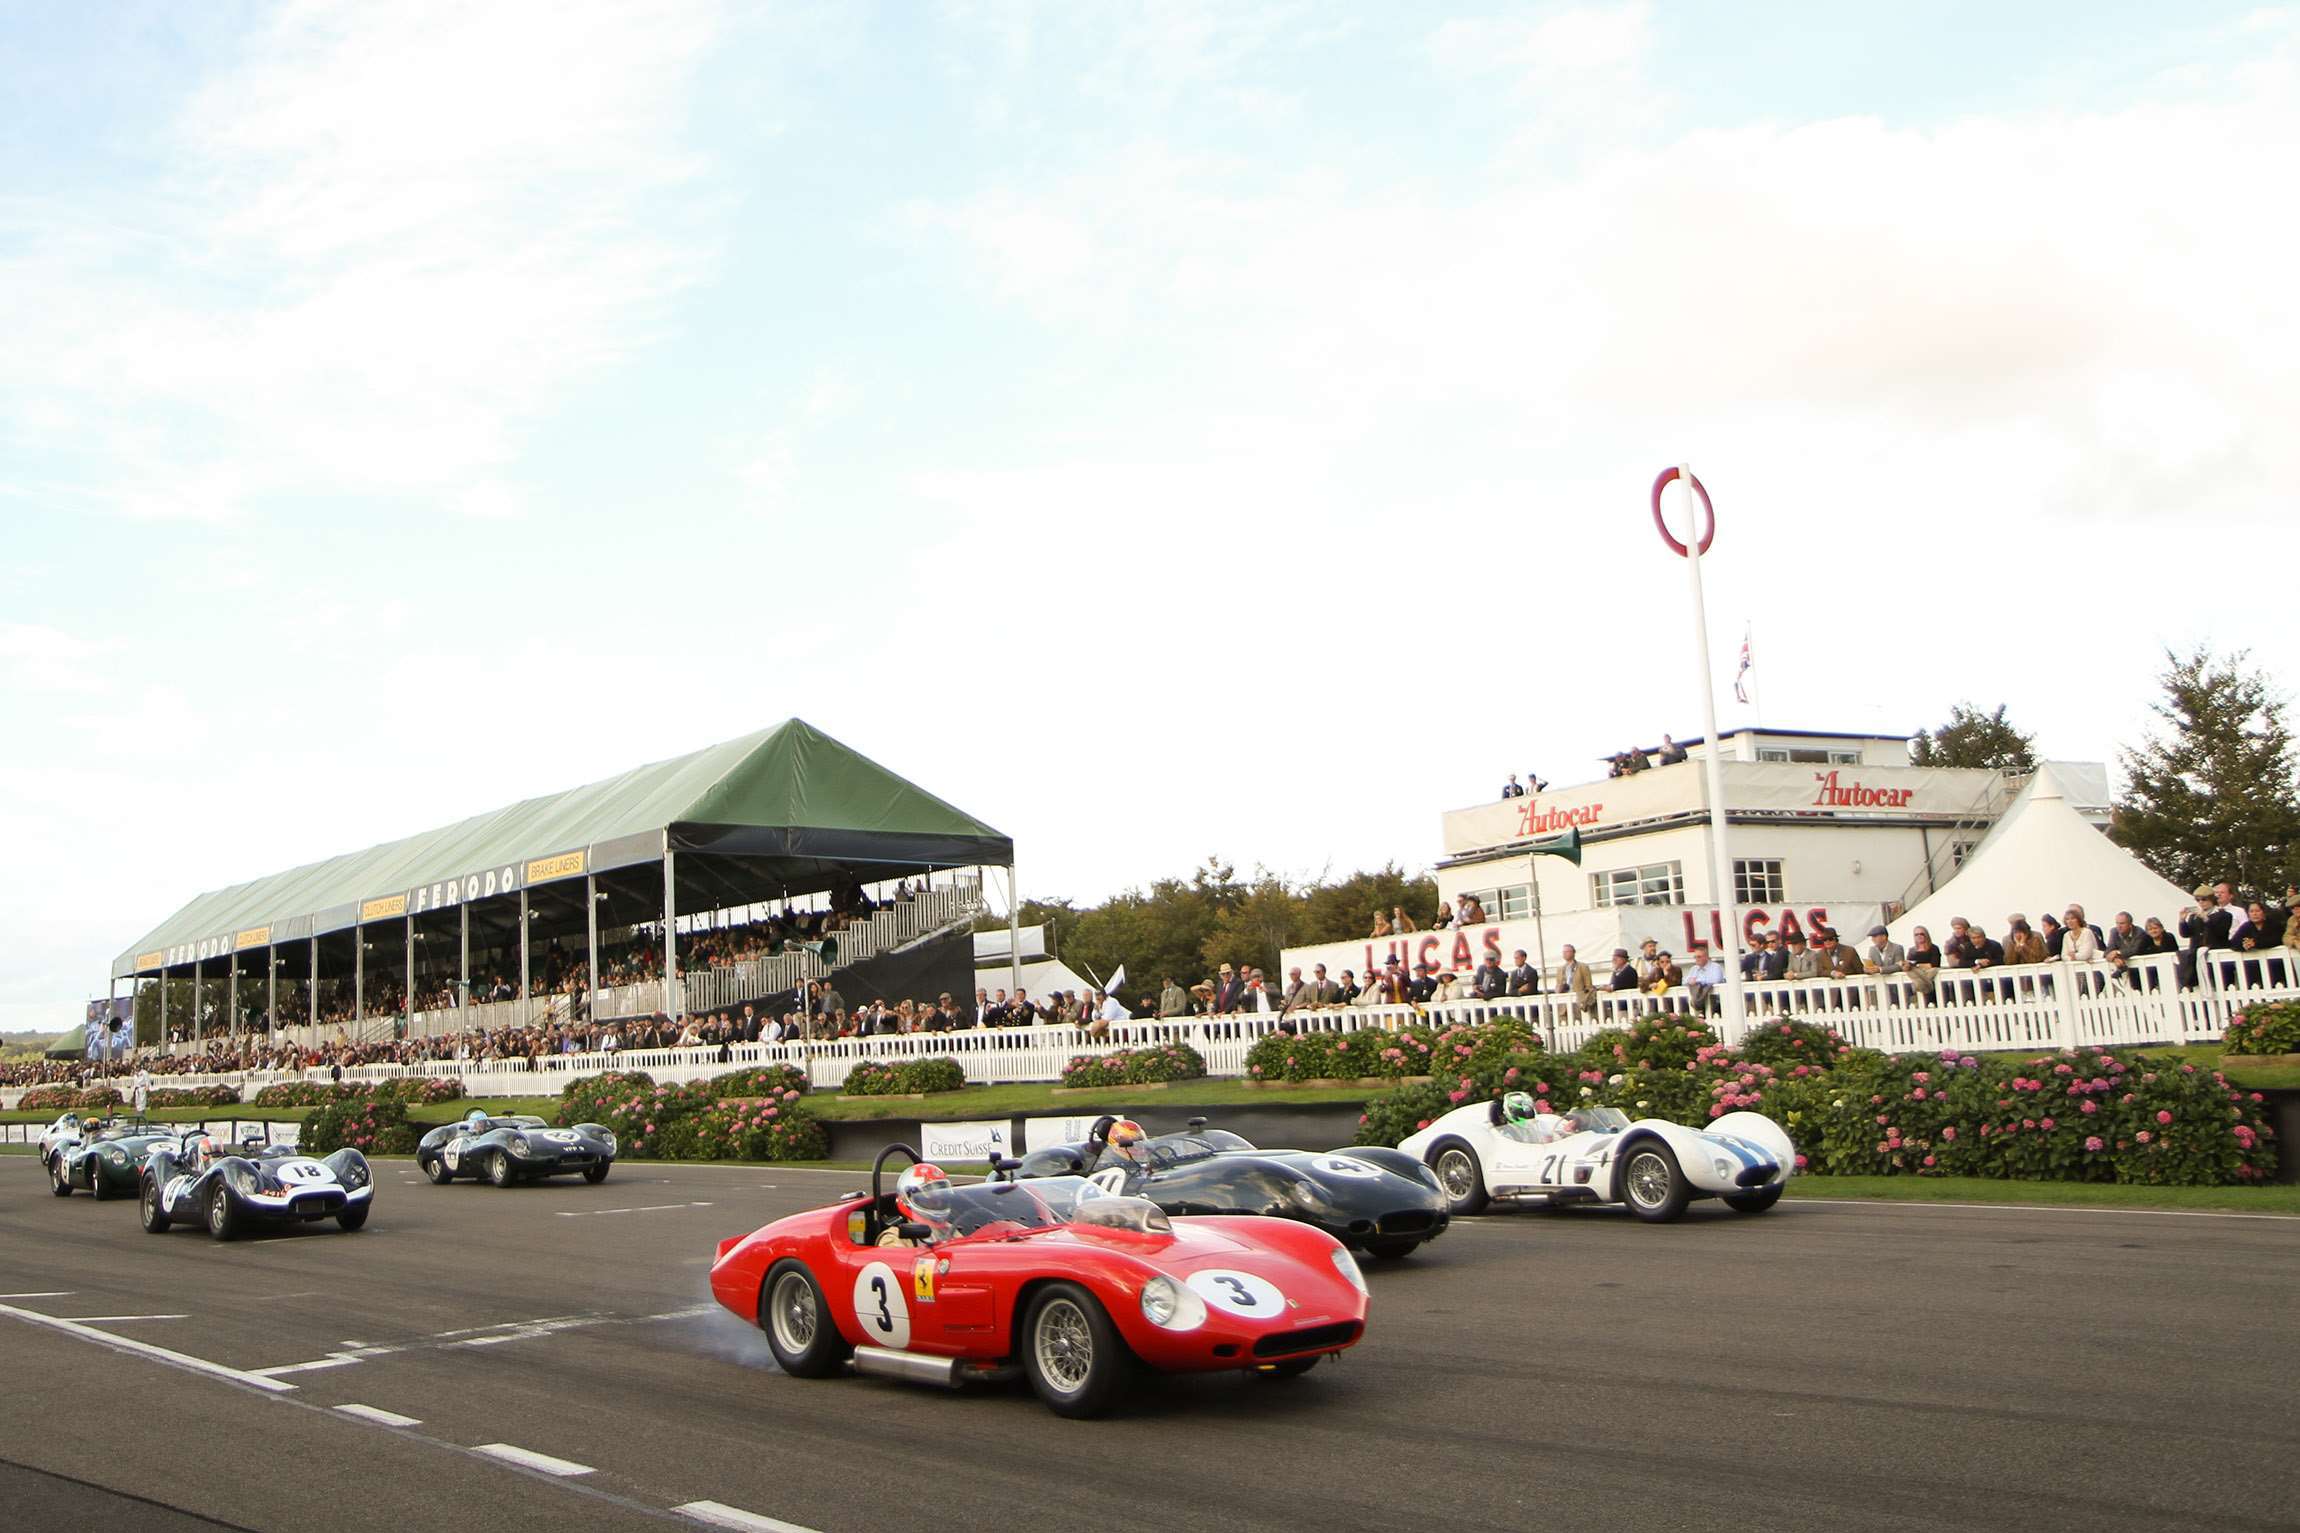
110;720;1013;1046
1282;727;2122;982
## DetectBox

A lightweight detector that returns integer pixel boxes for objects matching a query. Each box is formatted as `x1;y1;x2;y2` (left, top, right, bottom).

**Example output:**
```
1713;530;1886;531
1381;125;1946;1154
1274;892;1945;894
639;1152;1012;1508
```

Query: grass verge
1787;1175;2300;1214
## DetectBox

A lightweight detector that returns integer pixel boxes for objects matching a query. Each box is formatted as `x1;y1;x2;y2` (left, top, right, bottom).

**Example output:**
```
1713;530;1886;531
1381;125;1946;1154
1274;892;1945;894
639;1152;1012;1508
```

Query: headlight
1713;1158;1735;1179
1140;1275;1207;1331
336;1156;369;1190
601;1132;616;1156
102;1147;128;1164
512;1136;531;1156
1329;1246;1369;1296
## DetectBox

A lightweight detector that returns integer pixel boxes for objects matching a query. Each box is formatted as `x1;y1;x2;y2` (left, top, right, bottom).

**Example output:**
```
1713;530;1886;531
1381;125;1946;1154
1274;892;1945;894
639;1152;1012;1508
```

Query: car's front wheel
49;1158;72;1197
89;1167;111;1202
337;1205;370;1231
1427;1141;1489;1216
1723;1184;1784;1215
1620;1142;1690;1223
1021;1282;1129;1419
758;1259;850;1378
583;1163;610;1184
486;1151;513;1188
139;1176;171;1233
423;1155;454;1185
206;1183;241;1242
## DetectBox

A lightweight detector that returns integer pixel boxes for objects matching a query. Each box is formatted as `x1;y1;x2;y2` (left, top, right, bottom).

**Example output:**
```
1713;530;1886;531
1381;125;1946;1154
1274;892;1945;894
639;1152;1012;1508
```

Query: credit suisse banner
1443;762;1998;855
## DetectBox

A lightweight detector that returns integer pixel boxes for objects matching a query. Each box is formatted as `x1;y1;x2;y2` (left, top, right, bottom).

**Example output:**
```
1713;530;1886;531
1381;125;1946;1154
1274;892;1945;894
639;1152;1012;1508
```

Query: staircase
614;875;988;1020
1892;772;2021;913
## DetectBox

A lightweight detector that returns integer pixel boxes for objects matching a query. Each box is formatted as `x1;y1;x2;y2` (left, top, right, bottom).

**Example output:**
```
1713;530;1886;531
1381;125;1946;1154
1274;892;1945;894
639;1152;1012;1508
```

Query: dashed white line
333;1403;421;1427
1787;1197;2300;1222
0;1300;296;1393
0;1291;75;1298
473;1443;594;1476
63;1313;188;1322
677;1500;823;1533
555;1201;714;1218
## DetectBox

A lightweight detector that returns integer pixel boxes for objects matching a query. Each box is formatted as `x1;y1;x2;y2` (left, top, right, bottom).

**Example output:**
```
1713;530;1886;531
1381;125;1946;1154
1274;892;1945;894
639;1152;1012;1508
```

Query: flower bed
842;1058;967;1096
2225;1001;2300;1059
145;1085;242;1108
1060;1043;1208;1089
251;1082;364;1107
365;1077;465;1105
702;1064;811;1100
300;1098;419;1156
18;1085;123;1111
552;1070;824;1161
1352;1016;2280;1187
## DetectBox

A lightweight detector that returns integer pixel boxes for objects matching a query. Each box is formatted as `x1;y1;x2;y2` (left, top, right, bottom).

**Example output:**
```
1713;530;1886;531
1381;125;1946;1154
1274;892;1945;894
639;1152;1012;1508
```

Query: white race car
1397;1097;1795;1222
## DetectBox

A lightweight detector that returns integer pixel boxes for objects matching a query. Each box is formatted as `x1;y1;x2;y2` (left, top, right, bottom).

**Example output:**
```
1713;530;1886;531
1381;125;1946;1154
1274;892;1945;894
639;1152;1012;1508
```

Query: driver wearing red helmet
882;1161;955;1246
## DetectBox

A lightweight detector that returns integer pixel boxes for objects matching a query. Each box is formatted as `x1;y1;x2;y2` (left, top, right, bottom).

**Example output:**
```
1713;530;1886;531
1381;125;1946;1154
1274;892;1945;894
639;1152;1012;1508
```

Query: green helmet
1502;1090;1536;1123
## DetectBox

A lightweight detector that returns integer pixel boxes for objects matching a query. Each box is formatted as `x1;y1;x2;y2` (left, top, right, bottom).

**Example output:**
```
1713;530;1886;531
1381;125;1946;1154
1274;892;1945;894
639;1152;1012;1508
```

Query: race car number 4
1312;1155;1382;1178
852;1261;912;1348
1185;1269;1286;1316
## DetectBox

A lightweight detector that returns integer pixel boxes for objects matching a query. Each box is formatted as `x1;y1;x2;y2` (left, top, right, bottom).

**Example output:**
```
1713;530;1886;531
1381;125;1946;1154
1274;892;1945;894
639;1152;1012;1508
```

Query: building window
1949;839;1980;869
1758;745;1862;765
1497;883;1531;921
1734;858;1785;904
1591;862;1684;908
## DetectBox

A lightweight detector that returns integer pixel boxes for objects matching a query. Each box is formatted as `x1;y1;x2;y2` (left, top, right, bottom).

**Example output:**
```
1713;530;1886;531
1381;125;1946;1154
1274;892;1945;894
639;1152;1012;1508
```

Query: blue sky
2;2;2295;1030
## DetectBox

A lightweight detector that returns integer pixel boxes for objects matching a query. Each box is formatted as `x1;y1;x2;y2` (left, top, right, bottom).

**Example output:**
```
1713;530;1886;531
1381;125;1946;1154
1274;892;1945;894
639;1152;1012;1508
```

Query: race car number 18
852;1261;911;1349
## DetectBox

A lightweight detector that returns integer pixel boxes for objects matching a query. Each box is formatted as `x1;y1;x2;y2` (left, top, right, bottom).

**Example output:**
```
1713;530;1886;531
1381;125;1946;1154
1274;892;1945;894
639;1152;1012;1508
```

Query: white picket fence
12;951;2292;1110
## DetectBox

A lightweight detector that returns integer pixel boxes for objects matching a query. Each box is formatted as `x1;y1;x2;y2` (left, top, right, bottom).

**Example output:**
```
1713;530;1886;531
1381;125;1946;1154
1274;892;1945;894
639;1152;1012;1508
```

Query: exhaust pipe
849;1346;961;1389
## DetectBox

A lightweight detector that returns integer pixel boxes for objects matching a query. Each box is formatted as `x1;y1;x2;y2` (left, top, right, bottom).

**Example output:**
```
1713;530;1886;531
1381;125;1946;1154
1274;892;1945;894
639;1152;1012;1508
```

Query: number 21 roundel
852;1261;911;1349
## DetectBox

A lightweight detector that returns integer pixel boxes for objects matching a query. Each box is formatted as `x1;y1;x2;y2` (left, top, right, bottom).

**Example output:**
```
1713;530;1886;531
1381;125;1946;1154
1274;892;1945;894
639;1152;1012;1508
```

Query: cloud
0;623;113;693
0;0;726;524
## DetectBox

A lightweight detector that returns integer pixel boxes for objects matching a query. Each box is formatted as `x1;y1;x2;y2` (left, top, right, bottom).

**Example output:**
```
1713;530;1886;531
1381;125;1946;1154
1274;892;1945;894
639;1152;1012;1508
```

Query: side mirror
987;1155;1022;1182
1187;1116;1208;1131
898;1221;935;1243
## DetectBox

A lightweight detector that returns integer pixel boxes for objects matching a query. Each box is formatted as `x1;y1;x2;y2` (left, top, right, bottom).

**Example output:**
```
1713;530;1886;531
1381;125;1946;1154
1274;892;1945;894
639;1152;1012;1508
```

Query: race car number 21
852;1261;912;1349
1185;1269;1286;1316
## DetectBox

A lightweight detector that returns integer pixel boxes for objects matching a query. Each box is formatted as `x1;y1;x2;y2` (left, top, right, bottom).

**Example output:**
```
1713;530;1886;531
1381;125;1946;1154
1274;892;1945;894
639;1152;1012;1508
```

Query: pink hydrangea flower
2156;1109;2173;1124
2084;1136;2104;1152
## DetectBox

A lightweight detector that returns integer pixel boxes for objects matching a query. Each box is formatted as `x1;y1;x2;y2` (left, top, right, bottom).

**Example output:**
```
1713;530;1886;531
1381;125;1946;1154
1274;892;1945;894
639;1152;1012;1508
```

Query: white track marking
64;1313;188;1322
555;1201;714;1217
0;1300;296;1392
677;1500;823;1533
333;1403;421;1427
473;1443;594;1476
0;1291;75;1298
1788;1197;2300;1223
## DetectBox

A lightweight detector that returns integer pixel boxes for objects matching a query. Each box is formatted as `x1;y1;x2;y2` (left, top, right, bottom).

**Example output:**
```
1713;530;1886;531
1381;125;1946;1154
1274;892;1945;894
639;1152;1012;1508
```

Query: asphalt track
4;1160;2297;1533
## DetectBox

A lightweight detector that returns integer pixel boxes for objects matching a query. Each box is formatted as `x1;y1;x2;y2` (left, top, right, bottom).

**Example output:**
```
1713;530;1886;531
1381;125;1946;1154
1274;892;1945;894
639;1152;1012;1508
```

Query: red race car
708;1146;1370;1417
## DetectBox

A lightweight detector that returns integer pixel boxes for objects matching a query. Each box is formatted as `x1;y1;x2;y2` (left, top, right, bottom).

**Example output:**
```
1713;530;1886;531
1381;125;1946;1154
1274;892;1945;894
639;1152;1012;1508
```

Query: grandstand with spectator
101;720;1011;1058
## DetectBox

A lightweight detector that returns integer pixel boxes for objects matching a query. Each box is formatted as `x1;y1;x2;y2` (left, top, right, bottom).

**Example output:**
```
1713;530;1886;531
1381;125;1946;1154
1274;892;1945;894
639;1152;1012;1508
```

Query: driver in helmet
1502;1090;1574;1144
884;1162;956;1246
190;1134;218;1174
1086;1117;1152;1178
463;1108;491;1135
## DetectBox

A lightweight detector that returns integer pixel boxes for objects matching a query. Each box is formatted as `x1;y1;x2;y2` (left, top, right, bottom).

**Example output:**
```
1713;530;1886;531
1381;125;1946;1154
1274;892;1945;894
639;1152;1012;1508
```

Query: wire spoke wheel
1436;1150;1476;1200
1033;1297;1095;1394
769;1271;818;1354
1625;1152;1670;1207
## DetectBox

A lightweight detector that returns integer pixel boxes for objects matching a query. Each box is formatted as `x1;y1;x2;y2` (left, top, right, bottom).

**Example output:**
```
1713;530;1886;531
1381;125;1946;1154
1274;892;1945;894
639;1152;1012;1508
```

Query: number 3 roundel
852;1260;911;1349
1185;1269;1285;1316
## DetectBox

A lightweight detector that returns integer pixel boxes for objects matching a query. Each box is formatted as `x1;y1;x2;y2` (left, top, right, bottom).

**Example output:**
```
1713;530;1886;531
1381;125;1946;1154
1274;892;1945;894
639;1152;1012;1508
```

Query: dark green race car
51;1120;176;1200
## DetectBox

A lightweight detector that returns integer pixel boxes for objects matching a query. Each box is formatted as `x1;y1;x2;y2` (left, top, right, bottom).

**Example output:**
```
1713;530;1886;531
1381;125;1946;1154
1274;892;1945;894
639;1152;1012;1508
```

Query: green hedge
843;1058;967;1096
1060;1043;1208;1089
300;1098;419;1155
252;1078;462;1108
2226;1000;2300;1056
1352;1014;2281;1187
702;1064;811;1100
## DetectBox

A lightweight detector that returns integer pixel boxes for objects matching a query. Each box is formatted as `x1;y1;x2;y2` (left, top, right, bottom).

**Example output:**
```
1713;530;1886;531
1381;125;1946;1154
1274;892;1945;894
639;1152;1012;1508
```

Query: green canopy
46;1024;86;1061
115;719;1009;978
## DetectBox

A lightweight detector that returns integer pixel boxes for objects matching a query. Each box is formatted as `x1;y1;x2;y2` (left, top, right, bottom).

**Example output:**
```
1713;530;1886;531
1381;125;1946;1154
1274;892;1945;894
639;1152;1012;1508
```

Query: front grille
1252;1322;1361;1358
1735;1164;1778;1188
1377;1211;1437;1235
291;1192;346;1217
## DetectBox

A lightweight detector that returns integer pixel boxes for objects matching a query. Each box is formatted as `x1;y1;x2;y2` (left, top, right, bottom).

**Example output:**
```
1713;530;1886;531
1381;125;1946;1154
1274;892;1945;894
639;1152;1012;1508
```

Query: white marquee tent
1889;763;2190;942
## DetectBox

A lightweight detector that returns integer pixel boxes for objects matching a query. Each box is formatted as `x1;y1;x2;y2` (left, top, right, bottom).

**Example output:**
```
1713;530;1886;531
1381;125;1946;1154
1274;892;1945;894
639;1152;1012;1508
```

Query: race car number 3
1185;1269;1286;1316
852;1261;911;1348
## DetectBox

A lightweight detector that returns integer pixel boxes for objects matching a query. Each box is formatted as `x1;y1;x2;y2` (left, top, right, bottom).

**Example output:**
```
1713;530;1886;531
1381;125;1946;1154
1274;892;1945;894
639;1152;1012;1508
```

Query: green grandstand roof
115;719;1009;977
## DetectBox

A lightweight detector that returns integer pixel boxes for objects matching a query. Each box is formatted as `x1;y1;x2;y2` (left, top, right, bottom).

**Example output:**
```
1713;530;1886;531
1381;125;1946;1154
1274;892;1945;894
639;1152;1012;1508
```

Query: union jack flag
1733;626;1752;705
